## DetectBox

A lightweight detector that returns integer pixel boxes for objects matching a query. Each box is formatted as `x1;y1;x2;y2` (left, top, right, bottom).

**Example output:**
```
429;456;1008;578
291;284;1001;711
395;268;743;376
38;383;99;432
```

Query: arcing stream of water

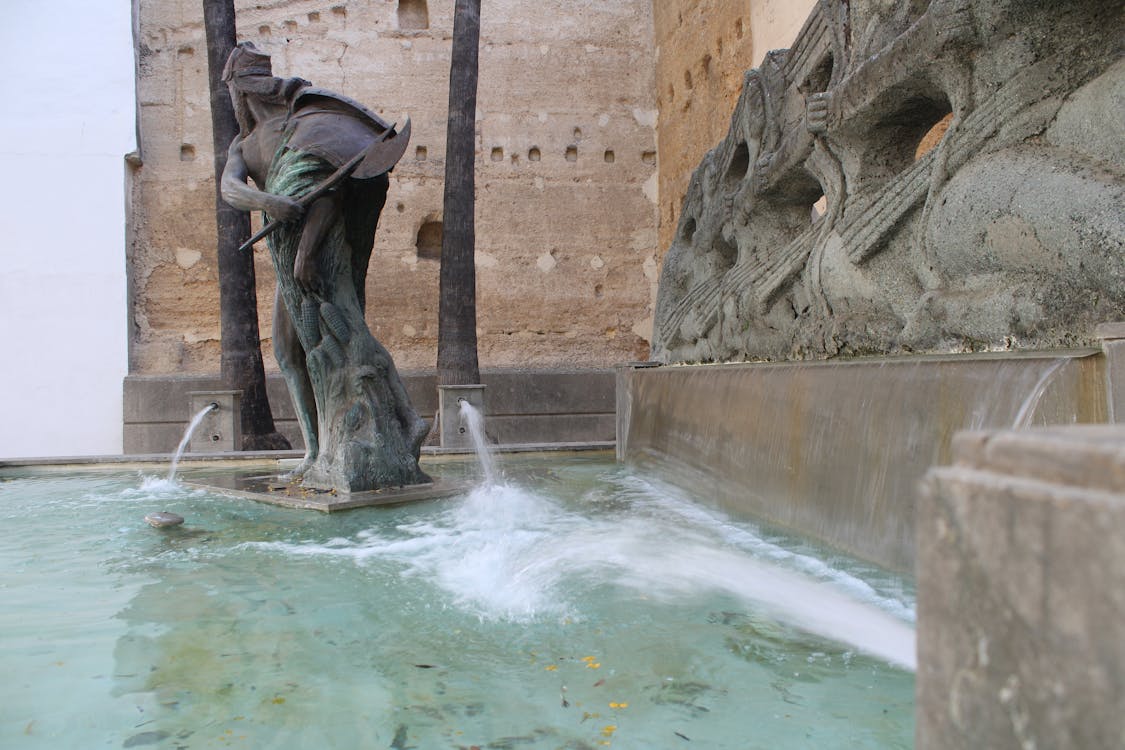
451;400;915;669
166;402;217;481
459;398;497;485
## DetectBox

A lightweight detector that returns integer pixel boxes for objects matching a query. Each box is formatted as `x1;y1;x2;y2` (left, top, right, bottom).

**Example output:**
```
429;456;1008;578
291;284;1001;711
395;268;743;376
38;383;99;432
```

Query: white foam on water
62;474;206;509
248;470;917;670
611;472;916;622
605;534;916;670
136;475;187;495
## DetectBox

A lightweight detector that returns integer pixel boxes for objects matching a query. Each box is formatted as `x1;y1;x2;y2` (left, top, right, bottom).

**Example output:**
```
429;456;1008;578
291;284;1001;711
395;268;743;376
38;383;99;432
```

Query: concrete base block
918;426;1125;750
437;384;486;449
187;390;241;453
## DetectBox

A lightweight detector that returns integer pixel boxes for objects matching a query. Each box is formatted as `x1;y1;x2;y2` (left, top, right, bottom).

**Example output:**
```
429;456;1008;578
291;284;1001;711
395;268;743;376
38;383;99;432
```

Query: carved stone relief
653;0;1124;363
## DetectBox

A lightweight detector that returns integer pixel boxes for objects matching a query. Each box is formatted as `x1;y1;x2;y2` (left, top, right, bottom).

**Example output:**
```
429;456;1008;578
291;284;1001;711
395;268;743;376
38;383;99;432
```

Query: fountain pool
2;455;914;748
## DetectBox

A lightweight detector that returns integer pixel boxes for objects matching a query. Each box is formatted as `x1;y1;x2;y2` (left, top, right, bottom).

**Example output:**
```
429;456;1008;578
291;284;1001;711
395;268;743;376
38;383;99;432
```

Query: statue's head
222;41;274;85
222;42;308;133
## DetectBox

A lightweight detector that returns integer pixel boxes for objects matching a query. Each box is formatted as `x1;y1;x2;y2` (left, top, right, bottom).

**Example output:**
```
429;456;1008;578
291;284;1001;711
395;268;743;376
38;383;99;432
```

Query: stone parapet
917;426;1125;749
124;369;615;454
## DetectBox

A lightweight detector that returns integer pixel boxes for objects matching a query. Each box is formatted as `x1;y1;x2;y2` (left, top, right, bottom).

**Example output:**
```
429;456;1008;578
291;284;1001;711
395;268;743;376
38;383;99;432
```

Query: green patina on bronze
265;143;429;491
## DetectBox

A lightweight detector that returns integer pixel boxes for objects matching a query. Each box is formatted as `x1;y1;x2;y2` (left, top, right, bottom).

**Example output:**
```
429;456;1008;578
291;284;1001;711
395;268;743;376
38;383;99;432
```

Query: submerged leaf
123;731;170;748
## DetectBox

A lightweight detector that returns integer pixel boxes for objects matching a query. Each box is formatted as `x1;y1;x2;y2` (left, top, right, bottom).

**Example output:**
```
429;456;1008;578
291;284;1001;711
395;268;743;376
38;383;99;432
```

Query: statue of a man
219;42;429;492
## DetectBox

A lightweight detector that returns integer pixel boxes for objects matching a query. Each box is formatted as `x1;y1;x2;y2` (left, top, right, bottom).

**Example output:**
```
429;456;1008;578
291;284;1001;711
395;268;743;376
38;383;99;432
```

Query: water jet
167;401;218;482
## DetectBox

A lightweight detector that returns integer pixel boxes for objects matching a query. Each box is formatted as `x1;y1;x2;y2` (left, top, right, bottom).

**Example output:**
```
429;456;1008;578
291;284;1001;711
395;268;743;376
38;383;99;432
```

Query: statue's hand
294;250;321;295
806;92;832;134
265;194;305;223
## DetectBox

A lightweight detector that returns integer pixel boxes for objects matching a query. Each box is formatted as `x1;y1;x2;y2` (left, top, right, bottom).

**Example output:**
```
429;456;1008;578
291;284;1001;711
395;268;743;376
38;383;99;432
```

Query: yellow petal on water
602;724;617;736
586;662;601;669
271;697;285;705
582;655;597;662
609;701;629;709
545;665;558;671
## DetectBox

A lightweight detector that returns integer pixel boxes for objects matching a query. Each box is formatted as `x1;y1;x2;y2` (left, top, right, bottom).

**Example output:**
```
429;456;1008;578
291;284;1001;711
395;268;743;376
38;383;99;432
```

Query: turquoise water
1;456;914;748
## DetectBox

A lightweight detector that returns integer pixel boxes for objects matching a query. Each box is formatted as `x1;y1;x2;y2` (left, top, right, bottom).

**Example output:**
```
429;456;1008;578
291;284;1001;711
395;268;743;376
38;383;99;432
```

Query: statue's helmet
222;42;273;84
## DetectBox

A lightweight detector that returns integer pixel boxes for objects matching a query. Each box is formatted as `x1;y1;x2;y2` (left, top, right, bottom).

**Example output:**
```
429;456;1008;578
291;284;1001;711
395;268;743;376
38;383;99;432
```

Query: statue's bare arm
220;135;304;222
294;194;342;294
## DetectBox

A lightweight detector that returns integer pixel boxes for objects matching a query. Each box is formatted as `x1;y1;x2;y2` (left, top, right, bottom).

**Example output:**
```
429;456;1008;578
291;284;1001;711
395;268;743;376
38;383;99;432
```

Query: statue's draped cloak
264;132;429;491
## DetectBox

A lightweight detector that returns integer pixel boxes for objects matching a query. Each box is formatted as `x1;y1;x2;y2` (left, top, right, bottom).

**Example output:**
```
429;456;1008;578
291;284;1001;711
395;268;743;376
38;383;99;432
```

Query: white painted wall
0;0;135;457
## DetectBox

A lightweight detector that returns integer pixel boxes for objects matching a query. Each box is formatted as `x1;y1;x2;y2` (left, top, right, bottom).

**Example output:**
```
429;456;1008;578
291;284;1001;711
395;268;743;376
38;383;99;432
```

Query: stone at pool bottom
145;511;185;528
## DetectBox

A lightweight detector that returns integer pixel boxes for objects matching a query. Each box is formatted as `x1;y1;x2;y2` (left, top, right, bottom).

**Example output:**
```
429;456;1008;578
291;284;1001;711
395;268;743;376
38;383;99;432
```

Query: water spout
1011;358;1067;429
459;399;496;485
168;402;218;482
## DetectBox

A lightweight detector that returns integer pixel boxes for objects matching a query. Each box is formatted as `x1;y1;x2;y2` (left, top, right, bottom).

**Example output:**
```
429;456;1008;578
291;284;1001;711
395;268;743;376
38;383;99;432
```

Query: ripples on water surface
0;456;915;748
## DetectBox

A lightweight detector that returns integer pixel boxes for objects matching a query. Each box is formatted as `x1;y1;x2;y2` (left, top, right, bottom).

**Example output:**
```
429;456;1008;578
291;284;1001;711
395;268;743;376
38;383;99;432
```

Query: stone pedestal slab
184;472;470;512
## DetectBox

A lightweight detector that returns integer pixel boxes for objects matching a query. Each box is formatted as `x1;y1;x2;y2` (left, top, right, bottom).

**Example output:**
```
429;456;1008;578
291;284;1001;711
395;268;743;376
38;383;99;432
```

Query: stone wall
129;0;659;375
652;0;816;255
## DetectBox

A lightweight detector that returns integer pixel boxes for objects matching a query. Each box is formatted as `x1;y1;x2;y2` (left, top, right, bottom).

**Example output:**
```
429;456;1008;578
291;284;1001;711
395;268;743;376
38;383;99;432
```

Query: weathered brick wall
652;0;815;255
128;0;659;375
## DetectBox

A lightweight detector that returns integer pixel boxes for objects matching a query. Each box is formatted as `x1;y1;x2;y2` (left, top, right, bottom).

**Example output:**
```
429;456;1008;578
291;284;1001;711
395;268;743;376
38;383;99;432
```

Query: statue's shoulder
291;87;392;130
284;87;393;167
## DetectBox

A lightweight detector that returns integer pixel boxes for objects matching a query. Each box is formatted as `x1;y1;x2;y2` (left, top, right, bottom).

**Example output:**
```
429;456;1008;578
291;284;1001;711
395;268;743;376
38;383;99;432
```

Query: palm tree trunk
202;0;290;450
437;0;482;386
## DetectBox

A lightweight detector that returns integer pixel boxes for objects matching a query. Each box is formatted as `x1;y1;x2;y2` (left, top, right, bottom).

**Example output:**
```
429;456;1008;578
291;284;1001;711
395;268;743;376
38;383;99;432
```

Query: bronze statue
220;42;429;492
